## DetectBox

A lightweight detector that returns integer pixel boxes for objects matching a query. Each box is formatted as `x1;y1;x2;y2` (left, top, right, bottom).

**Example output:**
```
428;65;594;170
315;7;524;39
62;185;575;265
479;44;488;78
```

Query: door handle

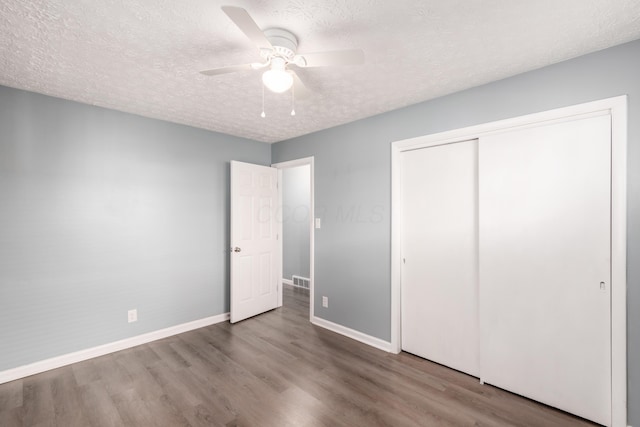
233;247;242;253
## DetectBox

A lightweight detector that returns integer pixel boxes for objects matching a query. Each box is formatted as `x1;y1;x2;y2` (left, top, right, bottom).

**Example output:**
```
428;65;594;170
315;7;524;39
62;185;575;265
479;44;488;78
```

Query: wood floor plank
147;362;233;426
0;407;24;427
77;380;126;427
113;350;164;402
146;362;202;407
0;284;597;426
71;359;101;387
0;378;23;411
147;338;192;371
21;373;55;427
111;387;157;426
50;366;92;426
91;354;135;398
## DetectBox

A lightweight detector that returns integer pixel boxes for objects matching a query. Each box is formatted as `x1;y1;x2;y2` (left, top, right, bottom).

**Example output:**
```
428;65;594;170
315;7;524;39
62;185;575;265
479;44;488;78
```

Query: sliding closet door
479;115;611;425
401;140;479;377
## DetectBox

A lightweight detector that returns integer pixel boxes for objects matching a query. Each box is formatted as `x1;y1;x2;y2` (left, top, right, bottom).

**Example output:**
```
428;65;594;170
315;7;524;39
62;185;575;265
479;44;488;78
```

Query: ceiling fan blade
291;71;312;100
200;63;254;76
221;6;273;51
294;49;364;68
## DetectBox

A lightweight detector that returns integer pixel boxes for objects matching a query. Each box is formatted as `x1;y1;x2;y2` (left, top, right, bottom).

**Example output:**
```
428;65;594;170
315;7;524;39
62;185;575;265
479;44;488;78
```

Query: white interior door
401;140;480;377
230;161;279;323
478;115;611;425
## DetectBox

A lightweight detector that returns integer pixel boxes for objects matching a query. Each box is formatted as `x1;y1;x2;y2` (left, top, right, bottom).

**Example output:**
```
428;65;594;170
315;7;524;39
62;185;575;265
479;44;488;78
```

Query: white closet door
479;115;611;425
401;140;479;377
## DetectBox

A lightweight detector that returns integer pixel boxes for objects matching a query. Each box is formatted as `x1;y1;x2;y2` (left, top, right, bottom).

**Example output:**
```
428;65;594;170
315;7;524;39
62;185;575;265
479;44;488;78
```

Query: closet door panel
401;140;479;377
479;115;611;425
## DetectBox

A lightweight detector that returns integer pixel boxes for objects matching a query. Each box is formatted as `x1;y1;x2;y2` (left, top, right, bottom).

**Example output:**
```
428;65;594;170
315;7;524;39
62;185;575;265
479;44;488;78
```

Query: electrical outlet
315;218;321;229
322;296;328;308
128;309;137;323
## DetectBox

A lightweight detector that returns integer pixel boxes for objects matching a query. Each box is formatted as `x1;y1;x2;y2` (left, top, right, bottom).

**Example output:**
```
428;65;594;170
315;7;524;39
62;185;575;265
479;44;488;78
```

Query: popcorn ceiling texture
1;0;639;143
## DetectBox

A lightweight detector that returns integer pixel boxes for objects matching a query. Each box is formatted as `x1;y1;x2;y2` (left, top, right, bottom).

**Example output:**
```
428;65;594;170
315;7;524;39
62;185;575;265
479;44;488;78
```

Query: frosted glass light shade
262;69;293;93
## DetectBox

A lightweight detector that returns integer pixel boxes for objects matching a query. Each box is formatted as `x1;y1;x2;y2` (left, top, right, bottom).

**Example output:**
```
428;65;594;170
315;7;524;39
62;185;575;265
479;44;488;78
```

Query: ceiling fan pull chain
261;84;266;118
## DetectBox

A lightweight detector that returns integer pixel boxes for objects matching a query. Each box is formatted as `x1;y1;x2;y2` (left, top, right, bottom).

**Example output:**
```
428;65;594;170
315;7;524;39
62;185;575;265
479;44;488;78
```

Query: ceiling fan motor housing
262;28;298;61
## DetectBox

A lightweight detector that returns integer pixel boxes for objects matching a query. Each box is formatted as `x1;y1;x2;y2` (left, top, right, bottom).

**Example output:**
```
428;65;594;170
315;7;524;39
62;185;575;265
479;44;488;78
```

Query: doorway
273;157;314;321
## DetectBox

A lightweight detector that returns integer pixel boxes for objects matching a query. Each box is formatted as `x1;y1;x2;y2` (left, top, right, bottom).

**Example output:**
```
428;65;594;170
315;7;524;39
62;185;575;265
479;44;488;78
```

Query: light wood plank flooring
0;285;595;426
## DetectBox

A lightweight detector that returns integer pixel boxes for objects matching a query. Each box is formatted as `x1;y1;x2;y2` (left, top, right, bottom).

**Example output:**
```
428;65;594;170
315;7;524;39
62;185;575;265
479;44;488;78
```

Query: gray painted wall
282;165;311;280
0;85;270;371
272;39;640;422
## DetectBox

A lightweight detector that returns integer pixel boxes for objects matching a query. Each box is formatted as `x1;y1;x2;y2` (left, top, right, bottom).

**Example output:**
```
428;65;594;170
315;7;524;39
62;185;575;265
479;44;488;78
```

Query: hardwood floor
0;285;595;426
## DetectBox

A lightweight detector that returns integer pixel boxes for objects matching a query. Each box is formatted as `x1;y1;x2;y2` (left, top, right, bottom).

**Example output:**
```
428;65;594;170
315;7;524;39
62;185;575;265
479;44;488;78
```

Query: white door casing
478;114;611;425
230;161;279;323
401;140;480;377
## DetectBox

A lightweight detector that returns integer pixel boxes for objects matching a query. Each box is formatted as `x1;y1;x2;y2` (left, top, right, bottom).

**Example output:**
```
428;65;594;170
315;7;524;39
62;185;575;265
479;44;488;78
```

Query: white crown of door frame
391;96;627;427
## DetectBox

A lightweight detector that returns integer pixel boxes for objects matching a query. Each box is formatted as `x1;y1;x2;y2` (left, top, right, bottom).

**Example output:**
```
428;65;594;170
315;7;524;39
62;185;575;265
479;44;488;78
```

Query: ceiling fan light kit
261;57;294;93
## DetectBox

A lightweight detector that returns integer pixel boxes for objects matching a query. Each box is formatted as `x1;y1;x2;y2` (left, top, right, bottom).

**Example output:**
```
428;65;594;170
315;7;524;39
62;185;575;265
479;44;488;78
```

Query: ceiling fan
200;6;365;96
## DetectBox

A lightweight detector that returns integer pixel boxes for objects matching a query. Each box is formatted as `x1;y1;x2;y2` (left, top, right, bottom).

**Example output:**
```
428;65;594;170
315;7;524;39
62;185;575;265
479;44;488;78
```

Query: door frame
272;156;315;321
390;96;627;426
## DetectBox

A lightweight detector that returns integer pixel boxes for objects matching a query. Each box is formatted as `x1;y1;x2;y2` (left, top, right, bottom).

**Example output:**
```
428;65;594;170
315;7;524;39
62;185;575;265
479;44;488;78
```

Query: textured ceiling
1;1;640;143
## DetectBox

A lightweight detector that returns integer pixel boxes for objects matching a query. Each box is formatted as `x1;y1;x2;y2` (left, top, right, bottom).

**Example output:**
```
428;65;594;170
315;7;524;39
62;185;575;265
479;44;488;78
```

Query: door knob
234;247;242;253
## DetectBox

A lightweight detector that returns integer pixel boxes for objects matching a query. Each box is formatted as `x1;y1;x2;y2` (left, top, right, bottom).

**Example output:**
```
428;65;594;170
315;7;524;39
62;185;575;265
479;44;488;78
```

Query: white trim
390;145;402;354
272;156;314;170
272;156;315;322
394;99;618;151
391;95;627;427
610;97;628;427
282;278;294;286
312;316;392;353
309;158;315;322
0;313;230;385
276;168;284;308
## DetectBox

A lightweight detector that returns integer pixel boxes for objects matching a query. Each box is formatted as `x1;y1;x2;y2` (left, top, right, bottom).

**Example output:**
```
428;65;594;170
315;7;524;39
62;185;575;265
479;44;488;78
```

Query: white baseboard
311;316;392;353
0;312;230;385
282;278;293;285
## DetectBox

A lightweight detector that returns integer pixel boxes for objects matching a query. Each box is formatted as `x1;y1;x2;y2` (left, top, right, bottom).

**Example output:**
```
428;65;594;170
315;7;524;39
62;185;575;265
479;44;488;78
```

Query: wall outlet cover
128;309;138;323
322;296;328;308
